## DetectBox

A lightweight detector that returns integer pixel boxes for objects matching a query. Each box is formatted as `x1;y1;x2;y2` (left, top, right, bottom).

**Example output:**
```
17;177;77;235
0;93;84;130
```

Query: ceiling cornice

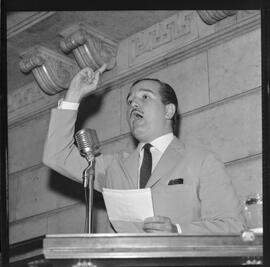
7;12;56;39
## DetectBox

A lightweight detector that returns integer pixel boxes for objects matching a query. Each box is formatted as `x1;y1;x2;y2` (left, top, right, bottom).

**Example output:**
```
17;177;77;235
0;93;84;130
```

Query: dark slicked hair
131;78;180;136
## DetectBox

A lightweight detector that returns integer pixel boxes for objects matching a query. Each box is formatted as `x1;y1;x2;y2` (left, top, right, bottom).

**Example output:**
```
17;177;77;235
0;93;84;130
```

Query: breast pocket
151;185;194;224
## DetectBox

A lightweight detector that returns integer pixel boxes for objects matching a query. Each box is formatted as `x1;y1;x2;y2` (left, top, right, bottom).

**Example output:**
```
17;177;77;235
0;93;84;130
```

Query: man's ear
165;103;176;119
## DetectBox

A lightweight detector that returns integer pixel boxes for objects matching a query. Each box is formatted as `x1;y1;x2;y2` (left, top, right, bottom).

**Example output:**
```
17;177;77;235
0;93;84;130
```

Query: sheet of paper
102;188;154;222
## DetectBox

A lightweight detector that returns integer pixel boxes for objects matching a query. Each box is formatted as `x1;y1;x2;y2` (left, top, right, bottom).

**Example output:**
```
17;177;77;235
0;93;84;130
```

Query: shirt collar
139;132;174;153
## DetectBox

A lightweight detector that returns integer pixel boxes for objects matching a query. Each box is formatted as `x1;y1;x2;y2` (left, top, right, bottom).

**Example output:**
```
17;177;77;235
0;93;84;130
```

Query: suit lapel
146;137;185;188
118;146;141;188
117;137;185;189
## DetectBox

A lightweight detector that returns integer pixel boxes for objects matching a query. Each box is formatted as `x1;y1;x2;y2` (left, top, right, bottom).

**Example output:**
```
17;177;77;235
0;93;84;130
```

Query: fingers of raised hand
81;67;95;85
96;64;107;75
92;64;107;85
81;64;107;87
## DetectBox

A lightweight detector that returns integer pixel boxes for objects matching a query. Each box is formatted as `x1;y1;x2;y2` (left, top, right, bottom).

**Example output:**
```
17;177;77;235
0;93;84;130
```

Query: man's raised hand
65;64;107;103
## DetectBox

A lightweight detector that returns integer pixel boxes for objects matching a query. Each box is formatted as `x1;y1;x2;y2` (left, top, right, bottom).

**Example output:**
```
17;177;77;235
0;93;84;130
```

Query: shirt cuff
175;223;182;234
57;98;80;110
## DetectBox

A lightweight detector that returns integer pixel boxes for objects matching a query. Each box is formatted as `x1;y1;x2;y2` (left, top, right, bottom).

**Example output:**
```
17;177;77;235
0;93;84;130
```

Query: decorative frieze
19;46;80;95
128;11;198;67
8;82;49;113
8;82;59;127
59;23;118;71
197;10;237;25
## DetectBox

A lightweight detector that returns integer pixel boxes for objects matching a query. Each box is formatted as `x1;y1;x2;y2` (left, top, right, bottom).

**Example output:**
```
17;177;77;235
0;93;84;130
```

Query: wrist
64;90;83;103
58;98;79;110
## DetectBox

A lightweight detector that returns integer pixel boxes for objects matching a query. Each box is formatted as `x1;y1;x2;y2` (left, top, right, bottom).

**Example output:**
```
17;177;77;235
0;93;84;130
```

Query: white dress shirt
138;133;174;172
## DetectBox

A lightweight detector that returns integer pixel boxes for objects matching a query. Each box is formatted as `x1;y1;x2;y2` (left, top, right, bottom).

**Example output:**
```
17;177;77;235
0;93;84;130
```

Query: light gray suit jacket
43;108;244;234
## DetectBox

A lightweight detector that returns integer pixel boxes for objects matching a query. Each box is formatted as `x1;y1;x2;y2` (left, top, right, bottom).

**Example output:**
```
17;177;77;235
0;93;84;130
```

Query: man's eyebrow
138;88;154;94
126;88;155;101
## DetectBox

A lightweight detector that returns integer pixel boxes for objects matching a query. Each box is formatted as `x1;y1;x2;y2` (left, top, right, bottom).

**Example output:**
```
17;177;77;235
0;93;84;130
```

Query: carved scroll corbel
59;23;118;71
19;46;80;95
197;10;237;25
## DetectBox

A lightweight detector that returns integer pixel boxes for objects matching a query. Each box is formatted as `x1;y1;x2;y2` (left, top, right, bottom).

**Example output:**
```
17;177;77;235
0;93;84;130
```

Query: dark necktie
140;143;152;188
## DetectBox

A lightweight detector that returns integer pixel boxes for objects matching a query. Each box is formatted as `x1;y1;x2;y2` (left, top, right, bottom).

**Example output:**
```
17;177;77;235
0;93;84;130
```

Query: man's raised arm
42;65;107;184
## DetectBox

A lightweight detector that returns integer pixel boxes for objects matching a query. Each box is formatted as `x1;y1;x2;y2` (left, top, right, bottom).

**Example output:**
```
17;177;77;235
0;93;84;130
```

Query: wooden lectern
9;233;263;266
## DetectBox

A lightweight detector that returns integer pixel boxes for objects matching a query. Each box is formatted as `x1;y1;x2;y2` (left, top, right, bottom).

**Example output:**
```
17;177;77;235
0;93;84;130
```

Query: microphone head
75;128;100;161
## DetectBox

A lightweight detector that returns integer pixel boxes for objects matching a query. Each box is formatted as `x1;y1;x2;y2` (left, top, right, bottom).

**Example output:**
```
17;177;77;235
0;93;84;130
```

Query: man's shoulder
178;139;219;161
183;141;210;153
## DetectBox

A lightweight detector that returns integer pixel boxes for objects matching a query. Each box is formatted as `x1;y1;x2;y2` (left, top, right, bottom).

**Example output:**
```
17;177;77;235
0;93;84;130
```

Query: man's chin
131;129;146;142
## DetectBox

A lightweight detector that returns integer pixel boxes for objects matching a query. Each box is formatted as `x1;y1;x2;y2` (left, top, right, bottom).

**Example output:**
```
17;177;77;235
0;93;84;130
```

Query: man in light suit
43;66;244;234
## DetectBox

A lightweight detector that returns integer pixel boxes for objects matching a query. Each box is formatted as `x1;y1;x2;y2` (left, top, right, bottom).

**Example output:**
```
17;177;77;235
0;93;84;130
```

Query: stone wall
8;10;261;243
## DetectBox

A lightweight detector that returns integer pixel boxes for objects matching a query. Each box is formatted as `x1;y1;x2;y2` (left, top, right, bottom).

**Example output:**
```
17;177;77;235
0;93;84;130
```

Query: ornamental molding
8;82;59;126
8;82;49;113
127;10;255;68
7;12;55;39
197;10;238;25
128;10;198;67
19;45;80;95
59;22;118;71
9;11;260;127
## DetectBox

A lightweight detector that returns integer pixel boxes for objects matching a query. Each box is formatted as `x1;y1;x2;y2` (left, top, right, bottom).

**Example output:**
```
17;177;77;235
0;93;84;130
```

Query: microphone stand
75;127;100;234
83;158;95;234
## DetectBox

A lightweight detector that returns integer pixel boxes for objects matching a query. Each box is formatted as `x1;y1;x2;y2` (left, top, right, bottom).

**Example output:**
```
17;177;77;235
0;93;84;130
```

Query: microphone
75;128;100;234
75;128;100;162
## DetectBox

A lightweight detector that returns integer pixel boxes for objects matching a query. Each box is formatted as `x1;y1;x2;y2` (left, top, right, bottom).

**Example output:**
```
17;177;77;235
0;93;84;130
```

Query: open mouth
130;109;144;120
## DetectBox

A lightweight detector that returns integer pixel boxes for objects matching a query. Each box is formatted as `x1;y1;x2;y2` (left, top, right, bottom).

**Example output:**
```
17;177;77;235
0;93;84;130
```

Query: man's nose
131;98;140;108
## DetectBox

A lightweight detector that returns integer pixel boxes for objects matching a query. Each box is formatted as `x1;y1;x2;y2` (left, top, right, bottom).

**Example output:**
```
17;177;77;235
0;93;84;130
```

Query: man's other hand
143;216;178;233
